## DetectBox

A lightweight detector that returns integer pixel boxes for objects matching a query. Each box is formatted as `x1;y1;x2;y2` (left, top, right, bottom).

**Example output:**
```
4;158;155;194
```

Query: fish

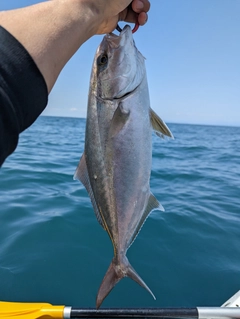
74;25;173;308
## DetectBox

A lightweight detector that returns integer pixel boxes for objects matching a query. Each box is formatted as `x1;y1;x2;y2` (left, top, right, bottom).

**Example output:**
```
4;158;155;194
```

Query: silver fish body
75;25;173;308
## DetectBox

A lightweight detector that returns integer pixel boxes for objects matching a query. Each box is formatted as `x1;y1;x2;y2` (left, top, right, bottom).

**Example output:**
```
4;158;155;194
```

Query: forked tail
96;256;155;308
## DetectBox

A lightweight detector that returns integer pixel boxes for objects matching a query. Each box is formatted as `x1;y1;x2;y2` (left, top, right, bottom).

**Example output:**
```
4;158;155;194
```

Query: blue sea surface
0;116;240;308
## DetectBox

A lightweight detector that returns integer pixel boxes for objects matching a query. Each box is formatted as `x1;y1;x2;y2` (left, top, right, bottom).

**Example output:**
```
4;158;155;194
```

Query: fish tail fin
96;256;155;308
127;261;156;301
96;258;121;309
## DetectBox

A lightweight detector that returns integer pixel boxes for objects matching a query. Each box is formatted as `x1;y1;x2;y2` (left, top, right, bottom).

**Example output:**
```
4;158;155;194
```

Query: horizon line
40;114;240;129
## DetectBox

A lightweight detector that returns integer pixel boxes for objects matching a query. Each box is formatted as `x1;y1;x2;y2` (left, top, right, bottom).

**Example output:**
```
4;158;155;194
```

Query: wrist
64;0;103;37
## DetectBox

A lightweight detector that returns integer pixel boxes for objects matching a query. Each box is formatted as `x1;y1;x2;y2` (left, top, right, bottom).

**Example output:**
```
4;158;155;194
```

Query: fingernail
135;0;144;10
144;14;148;24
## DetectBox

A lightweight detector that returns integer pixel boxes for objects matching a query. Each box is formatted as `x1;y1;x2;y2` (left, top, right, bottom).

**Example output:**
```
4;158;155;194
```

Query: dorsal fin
150;108;174;138
74;153;105;230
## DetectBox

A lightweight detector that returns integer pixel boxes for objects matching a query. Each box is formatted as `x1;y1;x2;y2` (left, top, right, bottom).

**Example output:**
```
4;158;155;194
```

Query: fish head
91;25;145;100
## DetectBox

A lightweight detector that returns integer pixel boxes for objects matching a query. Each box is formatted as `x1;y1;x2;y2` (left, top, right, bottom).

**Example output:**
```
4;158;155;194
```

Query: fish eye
97;54;108;66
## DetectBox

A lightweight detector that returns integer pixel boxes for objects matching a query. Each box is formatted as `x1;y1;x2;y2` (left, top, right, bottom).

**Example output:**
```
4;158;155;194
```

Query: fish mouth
98;25;143;102
105;25;132;48
107;25;132;39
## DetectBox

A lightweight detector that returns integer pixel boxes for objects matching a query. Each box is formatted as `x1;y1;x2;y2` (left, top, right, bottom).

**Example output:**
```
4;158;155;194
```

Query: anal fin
128;193;164;248
147;193;164;212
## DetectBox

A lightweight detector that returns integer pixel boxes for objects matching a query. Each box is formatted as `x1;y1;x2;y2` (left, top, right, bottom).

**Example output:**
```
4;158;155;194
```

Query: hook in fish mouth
116;24;123;33
116;23;139;34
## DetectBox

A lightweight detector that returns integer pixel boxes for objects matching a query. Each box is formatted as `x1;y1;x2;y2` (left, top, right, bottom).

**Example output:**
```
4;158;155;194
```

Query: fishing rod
1;303;240;319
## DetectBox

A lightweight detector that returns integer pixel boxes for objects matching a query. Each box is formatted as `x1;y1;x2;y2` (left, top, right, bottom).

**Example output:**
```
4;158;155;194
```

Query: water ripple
0;118;240;307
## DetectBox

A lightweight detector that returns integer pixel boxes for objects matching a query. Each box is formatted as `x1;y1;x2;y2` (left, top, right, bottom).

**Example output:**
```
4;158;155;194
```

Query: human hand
89;0;150;35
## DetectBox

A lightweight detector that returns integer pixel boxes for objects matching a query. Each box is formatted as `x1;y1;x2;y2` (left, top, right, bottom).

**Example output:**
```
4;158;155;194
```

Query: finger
138;11;148;25
119;0;150;25
120;8;136;23
121;9;148;26
131;0;150;14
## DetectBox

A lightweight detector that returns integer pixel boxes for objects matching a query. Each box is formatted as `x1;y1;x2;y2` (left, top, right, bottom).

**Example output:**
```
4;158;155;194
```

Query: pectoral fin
74;153;105;230
109;103;130;138
150;108;174;138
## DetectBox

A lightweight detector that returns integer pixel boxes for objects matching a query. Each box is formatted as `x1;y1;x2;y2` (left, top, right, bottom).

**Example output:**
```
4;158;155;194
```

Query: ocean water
0;116;240;309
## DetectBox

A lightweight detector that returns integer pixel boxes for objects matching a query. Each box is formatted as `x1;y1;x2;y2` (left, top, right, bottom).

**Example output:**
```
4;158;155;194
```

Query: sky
1;0;240;126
